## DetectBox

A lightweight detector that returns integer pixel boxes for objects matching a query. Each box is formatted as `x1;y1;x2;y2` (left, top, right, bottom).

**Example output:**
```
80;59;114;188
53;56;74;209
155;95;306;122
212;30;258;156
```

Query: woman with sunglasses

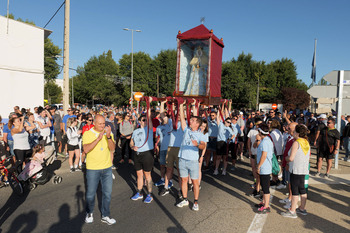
130;99;154;204
214;104;234;176
82;116;94;167
67;118;82;172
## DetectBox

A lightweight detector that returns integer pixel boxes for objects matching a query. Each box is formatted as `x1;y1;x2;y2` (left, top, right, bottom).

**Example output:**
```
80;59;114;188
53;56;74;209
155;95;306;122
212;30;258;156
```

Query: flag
311;39;317;83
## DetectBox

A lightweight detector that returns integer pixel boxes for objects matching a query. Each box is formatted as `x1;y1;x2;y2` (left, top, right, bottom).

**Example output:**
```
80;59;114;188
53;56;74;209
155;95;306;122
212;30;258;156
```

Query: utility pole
63;0;70;112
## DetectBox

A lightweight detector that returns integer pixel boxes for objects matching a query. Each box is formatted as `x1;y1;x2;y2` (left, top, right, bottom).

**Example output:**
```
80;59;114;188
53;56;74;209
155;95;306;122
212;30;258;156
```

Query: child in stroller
18;144;62;190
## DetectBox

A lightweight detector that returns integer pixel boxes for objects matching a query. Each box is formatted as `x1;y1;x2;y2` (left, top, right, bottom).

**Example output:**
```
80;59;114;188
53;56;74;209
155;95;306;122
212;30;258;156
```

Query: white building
0;15;51;120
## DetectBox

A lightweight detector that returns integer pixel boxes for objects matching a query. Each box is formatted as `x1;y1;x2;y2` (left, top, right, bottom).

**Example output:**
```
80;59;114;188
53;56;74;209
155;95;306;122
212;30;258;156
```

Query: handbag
271;153;280;175
268;135;281;175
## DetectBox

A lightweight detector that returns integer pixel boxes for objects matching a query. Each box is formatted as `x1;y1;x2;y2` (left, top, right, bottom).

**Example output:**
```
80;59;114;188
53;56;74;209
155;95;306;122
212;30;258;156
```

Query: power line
44;1;65;28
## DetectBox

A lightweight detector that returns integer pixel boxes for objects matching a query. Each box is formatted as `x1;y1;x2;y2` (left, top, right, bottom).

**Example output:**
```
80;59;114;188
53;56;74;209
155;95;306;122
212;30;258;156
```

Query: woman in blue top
255;123;273;214
214;113;234;176
130;98;154;204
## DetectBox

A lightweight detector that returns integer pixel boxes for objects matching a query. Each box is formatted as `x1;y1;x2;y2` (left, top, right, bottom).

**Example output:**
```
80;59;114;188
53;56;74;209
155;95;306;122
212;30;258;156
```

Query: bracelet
107;136;112;140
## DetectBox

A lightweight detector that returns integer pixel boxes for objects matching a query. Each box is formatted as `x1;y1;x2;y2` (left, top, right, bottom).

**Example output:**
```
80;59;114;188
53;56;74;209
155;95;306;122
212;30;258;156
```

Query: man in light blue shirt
176;101;206;211
154;109;172;187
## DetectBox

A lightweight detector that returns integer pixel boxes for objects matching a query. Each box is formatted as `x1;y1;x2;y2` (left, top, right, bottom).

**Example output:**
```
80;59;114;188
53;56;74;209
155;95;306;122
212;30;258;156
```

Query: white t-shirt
37;116;50;137
247;128;259;155
270;129;284;155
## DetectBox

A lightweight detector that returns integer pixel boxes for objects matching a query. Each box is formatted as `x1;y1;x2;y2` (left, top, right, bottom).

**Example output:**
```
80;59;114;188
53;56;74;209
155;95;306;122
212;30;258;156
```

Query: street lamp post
123;28;141;109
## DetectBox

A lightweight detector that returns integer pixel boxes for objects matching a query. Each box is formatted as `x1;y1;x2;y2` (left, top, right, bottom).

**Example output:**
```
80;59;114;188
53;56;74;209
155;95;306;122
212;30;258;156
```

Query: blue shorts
159;150;167;165
179;158;199;180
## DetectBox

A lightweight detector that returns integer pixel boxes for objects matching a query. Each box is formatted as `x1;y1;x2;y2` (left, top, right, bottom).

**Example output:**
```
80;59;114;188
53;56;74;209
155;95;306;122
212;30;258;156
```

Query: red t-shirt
82;124;94;135
282;136;295;168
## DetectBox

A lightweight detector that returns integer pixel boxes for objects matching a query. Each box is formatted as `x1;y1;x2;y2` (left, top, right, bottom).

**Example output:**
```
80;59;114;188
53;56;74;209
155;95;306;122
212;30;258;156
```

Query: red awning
177;24;224;48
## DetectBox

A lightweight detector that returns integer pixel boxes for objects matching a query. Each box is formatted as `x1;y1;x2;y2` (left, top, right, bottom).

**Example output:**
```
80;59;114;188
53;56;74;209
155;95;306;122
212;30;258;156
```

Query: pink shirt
34;152;45;163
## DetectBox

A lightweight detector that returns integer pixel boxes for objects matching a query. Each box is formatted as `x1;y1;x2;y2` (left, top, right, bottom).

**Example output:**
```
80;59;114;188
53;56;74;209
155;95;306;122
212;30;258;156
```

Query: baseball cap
317;114;327;119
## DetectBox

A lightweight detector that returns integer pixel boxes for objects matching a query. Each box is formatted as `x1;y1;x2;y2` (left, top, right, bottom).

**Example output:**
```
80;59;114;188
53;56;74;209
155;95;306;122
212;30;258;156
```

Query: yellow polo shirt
83;128;114;170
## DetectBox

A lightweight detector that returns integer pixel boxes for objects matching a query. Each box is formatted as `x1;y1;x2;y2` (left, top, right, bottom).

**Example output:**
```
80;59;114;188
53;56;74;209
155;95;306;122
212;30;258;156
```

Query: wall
0;16;45;119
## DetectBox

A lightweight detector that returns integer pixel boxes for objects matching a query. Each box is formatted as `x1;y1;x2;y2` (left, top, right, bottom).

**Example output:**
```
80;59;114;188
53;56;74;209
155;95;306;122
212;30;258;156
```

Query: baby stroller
18;142;63;191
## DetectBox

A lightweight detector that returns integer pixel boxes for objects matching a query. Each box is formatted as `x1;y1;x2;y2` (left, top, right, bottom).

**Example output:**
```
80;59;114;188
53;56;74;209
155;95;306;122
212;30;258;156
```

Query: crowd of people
1;101;349;224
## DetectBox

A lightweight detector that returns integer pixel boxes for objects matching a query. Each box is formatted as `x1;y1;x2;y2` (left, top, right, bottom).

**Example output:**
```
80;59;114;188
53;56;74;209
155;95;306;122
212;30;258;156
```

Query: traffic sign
134;92;143;101
272;103;277;110
323;70;350;85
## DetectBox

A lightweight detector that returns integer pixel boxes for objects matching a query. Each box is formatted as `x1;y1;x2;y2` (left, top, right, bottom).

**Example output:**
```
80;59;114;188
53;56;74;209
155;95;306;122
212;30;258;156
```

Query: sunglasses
87;119;92;122
210;115;216;117
225;121;232;124
327;121;333;124
141;119;147;122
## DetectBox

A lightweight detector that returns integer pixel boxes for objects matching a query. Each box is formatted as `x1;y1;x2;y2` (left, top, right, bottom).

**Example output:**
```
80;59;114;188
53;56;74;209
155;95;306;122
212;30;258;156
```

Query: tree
281;87;310;111
44;82;63;104
72;50;121;105
118;52;155;101
152;49;177;96
44;39;62;82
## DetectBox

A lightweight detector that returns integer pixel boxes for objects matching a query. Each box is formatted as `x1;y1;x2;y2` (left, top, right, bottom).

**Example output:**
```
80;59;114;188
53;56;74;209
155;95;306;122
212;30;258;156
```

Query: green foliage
72;50;121;106
44;39;62;82
222;52;308;109
152;49;177;97
44;82;62;104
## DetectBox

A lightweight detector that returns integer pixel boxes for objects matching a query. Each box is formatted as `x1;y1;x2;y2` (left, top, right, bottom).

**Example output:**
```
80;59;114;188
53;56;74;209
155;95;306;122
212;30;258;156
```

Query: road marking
247;189;275;233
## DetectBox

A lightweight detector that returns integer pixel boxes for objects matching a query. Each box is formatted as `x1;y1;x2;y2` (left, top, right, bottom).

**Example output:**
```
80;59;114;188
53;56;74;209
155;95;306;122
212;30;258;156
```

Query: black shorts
216;141;228;156
260;174;270;194
290;173;306;195
14;149;32;163
207;137;217;151
318;149;335;160
229;142;238;160
67;144;79;151
134;150;154;172
238;136;244;143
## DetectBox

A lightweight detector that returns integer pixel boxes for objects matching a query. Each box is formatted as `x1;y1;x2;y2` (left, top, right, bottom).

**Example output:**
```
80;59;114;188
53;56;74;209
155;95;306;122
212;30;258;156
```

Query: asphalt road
0;150;350;233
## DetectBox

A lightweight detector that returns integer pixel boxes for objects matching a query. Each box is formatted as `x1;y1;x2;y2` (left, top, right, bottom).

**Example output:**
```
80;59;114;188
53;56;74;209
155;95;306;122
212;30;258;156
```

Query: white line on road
247;189;275;233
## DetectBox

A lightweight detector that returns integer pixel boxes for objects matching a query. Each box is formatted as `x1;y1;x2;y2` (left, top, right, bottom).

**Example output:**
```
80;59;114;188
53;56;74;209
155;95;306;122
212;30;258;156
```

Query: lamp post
123;28;141;109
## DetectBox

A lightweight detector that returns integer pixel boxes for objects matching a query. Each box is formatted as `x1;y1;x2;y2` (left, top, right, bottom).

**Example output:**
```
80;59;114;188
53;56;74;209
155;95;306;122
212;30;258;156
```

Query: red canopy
177;24;224;48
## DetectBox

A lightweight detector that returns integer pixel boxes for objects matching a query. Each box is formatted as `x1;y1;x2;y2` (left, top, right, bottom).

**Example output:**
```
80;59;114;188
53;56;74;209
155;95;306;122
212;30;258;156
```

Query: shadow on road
7;210;38;233
0;189;30;230
48;202;85;233
48;185;85;233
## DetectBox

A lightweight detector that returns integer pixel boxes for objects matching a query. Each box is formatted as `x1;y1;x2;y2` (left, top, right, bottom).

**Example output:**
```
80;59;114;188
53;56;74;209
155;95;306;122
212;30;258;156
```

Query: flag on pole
311;39;317;84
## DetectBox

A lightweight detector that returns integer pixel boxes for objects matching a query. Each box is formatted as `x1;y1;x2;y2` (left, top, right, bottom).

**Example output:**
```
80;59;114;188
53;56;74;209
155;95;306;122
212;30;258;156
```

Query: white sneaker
192;203;199;211
240;155;244;161
213;170;219;175
101;216;116;225
85;213;93;223
279;198;291;204
276;184;287;190
222;170;227;175
176;199;189;208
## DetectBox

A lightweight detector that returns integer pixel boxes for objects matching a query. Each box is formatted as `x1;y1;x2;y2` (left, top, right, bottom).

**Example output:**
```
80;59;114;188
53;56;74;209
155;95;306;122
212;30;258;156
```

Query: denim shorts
159;150;167;165
179;158;199;179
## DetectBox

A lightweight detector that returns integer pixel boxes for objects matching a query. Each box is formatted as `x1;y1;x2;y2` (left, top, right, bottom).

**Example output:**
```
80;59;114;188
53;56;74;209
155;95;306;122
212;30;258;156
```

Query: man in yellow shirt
83;115;116;225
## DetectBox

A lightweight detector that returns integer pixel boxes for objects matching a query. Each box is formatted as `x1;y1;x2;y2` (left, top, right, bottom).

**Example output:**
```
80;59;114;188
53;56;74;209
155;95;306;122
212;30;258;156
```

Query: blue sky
2;0;349;86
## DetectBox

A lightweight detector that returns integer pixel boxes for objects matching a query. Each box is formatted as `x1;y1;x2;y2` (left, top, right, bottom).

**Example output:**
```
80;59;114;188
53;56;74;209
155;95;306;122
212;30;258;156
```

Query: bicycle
0;156;24;195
